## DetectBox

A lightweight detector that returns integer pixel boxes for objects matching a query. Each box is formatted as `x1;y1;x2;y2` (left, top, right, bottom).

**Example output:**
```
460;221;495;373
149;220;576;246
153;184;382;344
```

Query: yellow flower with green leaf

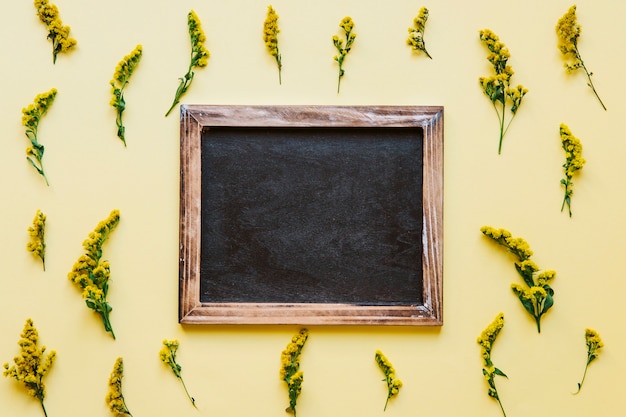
407;7;432;59
165;10;210;117
3;319;56;417
22;88;57;186
34;0;76;63
477;313;507;417
559;123;585;217
374;350;402;411
280;329;308;417
556;5;606;110
106;357;133;417
27;209;46;270
160;339;196;408
574;328;603;394
110;45;143;147
332;16;356;94
263;5;282;84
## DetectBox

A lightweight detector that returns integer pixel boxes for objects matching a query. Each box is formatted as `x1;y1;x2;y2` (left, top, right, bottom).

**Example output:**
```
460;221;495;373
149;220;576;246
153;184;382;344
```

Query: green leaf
494;367;508;378
518;296;535;316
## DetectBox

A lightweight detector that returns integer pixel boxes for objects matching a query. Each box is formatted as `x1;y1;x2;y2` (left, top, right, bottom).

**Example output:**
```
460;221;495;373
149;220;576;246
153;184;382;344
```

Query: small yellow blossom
559;123;586;217
106;357;133;417
263;5;282;84
22;88;57;186
4;319;56;417
160;339;196;407
280;329;308;417
556;5;606;110
407;7;432;58
34;0;76;63
477;313;507;417
110;45;143;147
332;16;356;94
165;10;210;117
27;209;46;270
574;328;603;394
374;350;403;411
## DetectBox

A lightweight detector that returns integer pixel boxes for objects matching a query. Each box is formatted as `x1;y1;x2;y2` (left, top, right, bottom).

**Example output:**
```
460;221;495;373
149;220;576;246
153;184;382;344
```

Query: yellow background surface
0;0;622;416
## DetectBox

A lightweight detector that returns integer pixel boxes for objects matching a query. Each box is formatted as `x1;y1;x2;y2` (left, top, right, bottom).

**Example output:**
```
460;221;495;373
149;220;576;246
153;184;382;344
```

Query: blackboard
179;105;443;325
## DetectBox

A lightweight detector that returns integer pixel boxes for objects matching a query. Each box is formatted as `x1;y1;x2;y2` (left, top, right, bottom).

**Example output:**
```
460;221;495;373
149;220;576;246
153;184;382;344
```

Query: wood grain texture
179;105;443;325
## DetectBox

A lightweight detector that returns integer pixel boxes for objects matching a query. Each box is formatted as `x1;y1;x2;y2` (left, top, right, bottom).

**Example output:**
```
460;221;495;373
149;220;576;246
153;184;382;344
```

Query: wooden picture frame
179;105;443;325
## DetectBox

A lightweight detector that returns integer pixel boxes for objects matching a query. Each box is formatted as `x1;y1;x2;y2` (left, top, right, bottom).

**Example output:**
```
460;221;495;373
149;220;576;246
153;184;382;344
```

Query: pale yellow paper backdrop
0;0;623;416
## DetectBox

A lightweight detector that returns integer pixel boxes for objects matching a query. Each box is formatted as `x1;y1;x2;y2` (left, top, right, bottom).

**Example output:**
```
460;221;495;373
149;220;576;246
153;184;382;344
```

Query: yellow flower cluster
279;329;308;417
559;123;586;217
477;313;507;417
407;7;432;59
481;226;556;333
263;5;282;84
478;29;527;154
574;328;603;394
27;209;46;270
374;350;402;411
67;209;121;339
160;339;196;407
34;0;77;64
22;88;57;186
165;10;210;117
110;45;143;147
106;357;133;417
3;319;56;417
332;16;357;94
556;6;606;110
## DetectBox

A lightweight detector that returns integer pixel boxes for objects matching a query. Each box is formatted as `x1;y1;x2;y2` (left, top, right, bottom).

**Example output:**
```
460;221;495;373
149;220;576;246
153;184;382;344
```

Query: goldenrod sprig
574;328;603;394
34;0;77;64
160;339;196;408
27;209;46;270
22;88;57;186
481;226;556;333
67;210;120;339
478;29;528;154
3;319;56;417
407;7;432;59
559;123;585;217
477;313;507;417
110;45;143;147
374;350;402;411
279;329;308;417
263;5;282;84
556;5;606;111
165;10;210;117
106;357;133;417
332;16;356;94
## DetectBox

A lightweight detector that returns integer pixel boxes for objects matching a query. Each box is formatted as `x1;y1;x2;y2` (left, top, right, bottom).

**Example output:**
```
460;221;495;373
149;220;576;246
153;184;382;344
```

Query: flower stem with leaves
481;226;556;333
559;123;586;217
574;328;603;394
332;17;356;94
67;210;120;339
160;339;196;408
110;45;143;147
407;7;432;58
374;350;403;411
22;88;57;186
3;319;56;417
165;10;210;117
263;5;282;84
477;313;507;417
279;329;308;417
556;5;606;111
34;0;77;63
106;357;133;417
478;29;528;154
27;209;47;271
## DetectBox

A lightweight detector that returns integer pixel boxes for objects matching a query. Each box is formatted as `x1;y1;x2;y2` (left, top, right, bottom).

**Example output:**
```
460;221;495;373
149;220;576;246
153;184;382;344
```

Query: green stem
40;398;48;417
574;362;590;394
496;396;507;417
575;46;606;111
179;376;197;408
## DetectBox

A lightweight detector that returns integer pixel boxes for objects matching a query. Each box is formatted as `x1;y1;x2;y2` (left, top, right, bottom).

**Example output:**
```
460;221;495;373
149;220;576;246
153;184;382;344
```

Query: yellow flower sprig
160;339;196;408
407;7;432;59
67;210;121;339
556;5;606;111
481;226;556;333
110;45;143;147
477;313;507;417
279;329;308;417
22;88;57;186
374;350;402;411
34;0;77;64
332;16;356;94
478;29;528;154
263;5;282;84
165;10;210;117
3;319;56;417
559;123;586;217
106;357;133;417
574;328;603;394
27;209;46;271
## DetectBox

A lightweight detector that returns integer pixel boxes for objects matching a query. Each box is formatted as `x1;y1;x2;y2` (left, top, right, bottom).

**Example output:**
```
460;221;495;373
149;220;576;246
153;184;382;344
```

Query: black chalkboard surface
179;105;443;325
